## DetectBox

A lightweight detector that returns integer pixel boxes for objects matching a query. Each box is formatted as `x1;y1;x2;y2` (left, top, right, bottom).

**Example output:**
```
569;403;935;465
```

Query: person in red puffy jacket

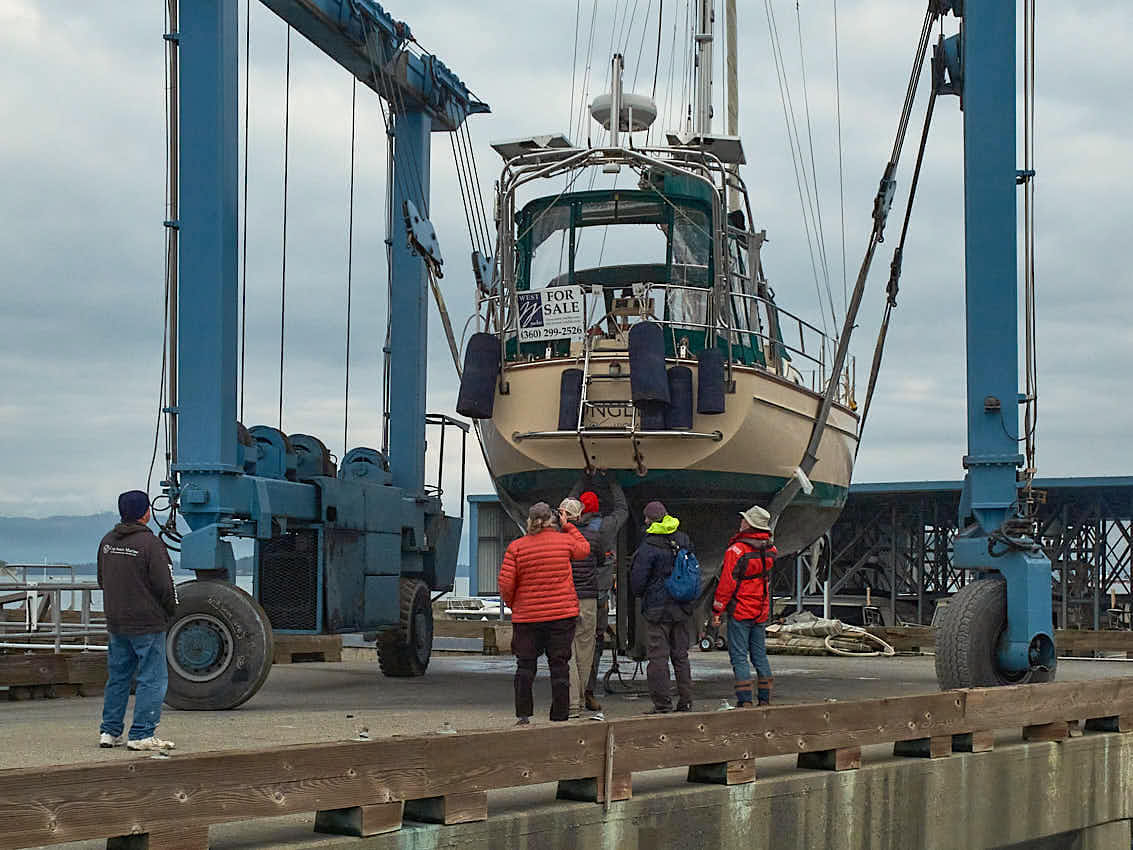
498;501;591;724
711;505;777;707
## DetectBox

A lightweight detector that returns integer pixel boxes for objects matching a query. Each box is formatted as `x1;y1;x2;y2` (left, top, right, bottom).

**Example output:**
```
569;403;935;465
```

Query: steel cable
278;24;291;430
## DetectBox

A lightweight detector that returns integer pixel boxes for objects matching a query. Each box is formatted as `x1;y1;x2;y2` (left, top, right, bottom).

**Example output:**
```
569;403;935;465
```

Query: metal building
467;477;1133;630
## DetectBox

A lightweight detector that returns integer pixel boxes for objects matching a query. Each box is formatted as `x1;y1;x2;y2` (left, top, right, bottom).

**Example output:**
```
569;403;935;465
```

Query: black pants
513;617;576;721
645;617;693;710
586;593;609;697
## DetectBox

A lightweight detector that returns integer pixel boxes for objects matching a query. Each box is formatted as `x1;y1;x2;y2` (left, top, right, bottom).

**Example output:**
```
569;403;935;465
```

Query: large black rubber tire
935;577;1056;689
376;579;433;677
165;580;274;710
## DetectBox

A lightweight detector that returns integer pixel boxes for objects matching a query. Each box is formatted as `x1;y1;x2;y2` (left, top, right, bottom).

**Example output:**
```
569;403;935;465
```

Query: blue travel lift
163;0;488;709
932;0;1055;686
770;0;1053;688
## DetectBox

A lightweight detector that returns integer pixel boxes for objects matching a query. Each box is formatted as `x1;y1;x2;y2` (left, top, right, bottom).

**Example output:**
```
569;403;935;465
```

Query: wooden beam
687;759;755;785
797;747;861;771
893;736;951;759
105;826;209;850
952;731;995;753
314;802;403;837
2;679;1133;849
404;791;488;825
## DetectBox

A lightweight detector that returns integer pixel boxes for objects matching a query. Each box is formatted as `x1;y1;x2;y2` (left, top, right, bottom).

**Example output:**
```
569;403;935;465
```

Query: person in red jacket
498;501;591;724
711;505;777;707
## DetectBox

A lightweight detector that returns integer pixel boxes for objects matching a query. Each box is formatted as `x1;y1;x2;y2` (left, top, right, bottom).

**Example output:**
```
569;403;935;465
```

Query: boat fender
628;321;670;406
665;366;694;430
456;332;500;419
697;348;726;414
558;368;584;431
640;401;667;431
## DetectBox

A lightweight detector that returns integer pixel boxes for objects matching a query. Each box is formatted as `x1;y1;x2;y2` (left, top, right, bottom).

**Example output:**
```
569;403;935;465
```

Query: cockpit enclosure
478;144;853;404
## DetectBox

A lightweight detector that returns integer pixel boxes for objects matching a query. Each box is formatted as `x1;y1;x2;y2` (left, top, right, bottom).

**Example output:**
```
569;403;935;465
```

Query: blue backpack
664;540;701;603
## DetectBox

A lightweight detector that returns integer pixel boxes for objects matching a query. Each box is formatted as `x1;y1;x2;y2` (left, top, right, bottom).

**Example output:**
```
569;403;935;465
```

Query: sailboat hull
479;357;858;562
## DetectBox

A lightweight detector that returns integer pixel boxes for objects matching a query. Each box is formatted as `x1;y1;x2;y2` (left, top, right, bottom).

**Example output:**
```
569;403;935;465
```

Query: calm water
21;568;469;611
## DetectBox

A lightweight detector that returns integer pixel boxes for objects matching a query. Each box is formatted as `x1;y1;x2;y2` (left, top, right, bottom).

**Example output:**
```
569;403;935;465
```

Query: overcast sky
0;0;1129;519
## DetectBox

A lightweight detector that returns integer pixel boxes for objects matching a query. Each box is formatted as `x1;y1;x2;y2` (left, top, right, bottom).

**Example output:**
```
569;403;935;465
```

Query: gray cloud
0;0;1129;522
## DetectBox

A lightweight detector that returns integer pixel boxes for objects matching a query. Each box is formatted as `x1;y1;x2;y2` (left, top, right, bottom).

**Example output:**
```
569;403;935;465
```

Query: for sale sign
517;286;586;343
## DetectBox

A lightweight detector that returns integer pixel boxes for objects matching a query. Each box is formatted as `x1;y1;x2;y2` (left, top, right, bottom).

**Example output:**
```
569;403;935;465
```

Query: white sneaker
98;733;124;748
126;736;176;751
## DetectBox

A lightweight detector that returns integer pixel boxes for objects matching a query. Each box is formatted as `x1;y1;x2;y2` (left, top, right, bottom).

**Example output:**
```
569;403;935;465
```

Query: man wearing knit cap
96;490;178;751
566;470;628;713
629;500;695;713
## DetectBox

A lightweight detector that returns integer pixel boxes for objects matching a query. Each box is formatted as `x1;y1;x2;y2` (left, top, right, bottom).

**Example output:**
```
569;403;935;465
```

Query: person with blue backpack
630;500;698;714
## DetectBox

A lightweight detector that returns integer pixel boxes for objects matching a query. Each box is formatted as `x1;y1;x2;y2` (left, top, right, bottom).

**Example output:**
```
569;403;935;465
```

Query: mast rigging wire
239;0;251;422
278;24;291;430
794;0;838;331
832;0;848;316
763;0;830;337
344;78;356;459
767;5;943;521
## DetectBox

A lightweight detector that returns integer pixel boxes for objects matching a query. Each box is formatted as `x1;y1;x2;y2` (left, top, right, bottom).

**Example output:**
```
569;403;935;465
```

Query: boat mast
725;0;740;211
694;0;714;133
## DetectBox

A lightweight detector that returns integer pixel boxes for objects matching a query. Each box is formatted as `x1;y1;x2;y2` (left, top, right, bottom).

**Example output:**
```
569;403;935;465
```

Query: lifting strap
767;5;943;524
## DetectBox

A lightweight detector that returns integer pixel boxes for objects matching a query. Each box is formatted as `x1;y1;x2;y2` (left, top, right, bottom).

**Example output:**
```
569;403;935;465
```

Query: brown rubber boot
757;677;773;706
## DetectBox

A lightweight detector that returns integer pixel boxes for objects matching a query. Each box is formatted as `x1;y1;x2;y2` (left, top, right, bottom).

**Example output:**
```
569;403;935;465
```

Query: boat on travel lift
456;3;858;570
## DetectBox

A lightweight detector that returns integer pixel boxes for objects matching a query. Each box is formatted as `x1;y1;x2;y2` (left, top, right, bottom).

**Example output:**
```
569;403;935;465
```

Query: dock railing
1;677;1131;849
0;578;107;653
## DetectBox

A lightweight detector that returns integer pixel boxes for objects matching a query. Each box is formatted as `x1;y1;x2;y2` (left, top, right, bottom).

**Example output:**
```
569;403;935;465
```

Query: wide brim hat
739;504;771;531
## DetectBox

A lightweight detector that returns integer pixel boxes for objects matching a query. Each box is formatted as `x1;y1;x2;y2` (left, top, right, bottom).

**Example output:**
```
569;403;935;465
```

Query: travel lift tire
376;578;433;677
165;580;275;710
934;577;1056;689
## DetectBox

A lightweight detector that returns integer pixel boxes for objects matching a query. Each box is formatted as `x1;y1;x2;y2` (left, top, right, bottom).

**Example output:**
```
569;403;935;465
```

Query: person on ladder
711;505;777;707
566;469;628;715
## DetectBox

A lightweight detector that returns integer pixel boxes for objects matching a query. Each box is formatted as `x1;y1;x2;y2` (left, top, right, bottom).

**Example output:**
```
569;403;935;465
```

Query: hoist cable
344;78;356;459
460;123;492;253
278;24;291;430
239;0;251;422
1021;0;1039;504
857;83;939;449
768;6;941;521
449;132;480;255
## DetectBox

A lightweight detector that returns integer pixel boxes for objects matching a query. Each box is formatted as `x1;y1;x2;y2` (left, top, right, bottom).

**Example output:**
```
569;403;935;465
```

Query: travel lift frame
164;0;488;709
768;0;1053;688
932;0;1055;686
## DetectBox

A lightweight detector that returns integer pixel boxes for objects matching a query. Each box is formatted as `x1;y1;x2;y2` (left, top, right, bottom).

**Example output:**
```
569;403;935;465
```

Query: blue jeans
726;617;772;682
100;631;168;740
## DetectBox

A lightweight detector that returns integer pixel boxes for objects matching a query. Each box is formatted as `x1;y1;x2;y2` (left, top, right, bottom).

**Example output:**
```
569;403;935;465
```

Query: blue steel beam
258;0;488;129
387;108;431;492
177;0;240;480
952;0;1054;674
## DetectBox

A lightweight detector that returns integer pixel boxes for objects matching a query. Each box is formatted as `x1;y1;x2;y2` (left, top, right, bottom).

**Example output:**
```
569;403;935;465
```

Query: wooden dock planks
1;677;1133;849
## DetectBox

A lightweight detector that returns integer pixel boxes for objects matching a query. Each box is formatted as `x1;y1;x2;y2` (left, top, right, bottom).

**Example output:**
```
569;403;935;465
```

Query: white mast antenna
694;0;714;133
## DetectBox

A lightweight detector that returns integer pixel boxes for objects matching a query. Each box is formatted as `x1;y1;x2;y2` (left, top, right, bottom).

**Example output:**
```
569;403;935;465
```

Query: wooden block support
687;759;756;785
404;791;489;825
1023;720;1069;743
953;731;995;753
272;633;343;664
797;747;861;771
106;827;209;850
1085;715;1132;733
893;735;951;759
556;771;632;804
314;802;404;837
